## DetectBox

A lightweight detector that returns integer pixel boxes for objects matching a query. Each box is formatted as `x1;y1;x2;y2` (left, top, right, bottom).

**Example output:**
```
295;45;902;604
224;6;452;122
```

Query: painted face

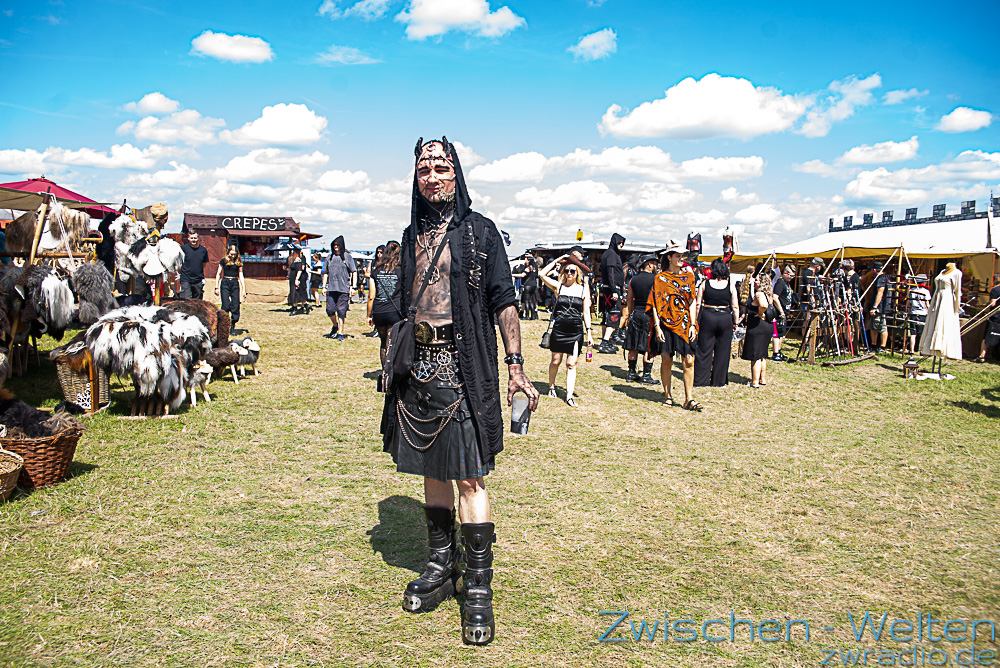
416;142;456;203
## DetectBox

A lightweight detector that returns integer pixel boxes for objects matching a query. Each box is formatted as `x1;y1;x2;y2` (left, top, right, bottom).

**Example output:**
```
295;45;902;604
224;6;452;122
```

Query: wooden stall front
181;213;321;279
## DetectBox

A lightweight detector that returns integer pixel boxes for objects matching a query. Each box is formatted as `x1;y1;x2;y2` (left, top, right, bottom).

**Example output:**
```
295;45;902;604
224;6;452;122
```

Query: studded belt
412;343;461;385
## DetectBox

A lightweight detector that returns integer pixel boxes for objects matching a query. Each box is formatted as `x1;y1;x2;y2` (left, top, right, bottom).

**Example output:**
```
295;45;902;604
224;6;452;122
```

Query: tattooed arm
497;303;539;410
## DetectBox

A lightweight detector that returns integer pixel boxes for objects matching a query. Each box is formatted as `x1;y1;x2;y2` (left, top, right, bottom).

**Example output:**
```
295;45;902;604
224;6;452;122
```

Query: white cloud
316;169;371;190
720;187;759;204
469;145;764;184
0;148;49;175
123;161;200;188
124;92;180;115
629;183;697;211
318;1;341;17
190;30;274;63
215;149;330;185
799;73;881;138
220;103;328;146
315;45;380;65
882;88;928;105
208;180;286;204
395;0;526;40
599;73;809;139
346;0;392;19
48;143;178;170
515;180;628;210
289;187;408;210
452;141;484;167
680;155;764;180
468;152;549;183
936;107;992;133
844;150;1000;205
793;159;842;178
839;136;918;164
118;109;225;145
733;203;782;224
568;28;617;61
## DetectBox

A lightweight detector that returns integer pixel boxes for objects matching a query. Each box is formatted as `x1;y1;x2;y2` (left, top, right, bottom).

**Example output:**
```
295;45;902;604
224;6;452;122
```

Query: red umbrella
0;176;116;219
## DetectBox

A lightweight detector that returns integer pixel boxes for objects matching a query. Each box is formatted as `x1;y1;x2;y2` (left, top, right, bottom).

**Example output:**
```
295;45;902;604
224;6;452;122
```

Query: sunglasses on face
565;268;577;275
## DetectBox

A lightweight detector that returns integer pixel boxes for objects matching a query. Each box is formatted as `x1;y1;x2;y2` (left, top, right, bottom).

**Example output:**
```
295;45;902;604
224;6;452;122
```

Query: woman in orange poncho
647;240;701;410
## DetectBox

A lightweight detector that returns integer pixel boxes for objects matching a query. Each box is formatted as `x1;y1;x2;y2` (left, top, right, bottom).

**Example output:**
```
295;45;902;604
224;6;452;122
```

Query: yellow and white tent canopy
732;215;998;283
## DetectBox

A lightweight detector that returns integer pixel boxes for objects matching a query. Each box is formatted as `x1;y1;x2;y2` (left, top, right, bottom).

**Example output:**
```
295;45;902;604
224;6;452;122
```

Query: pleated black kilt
624;311;658;353
654;322;694;357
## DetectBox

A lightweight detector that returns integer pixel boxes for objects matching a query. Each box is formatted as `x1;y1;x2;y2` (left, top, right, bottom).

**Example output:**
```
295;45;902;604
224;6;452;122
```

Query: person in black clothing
513;256;540;320
742;274;773;388
539;255;594;406
770;265;794;361
382;137;537;646
286;249;308;315
620;254;660;384
597;232;626;353
214;244;246;335
367;240;404;365
694;258;739;386
975;275;1000;362
177;230;209;299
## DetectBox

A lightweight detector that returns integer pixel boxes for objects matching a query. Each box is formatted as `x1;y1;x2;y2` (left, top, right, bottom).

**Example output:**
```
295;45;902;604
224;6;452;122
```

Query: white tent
732;215;998;285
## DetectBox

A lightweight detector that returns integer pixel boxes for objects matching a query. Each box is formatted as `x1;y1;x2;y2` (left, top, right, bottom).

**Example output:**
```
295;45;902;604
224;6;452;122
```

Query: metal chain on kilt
396;395;463;451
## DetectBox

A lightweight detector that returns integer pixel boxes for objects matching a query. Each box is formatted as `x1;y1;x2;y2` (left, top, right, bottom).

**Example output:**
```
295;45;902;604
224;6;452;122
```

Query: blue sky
1;0;998;255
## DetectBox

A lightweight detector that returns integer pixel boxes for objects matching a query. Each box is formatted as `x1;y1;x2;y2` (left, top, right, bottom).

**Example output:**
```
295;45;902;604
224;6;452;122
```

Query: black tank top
629;272;654;310
703;279;731;307
220;259;240;278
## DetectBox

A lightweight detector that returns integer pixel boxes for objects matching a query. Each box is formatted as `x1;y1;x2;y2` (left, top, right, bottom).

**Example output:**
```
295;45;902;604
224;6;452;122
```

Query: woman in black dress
366;240;404;365
539;254;594;407
286;250;308;315
741;273;772;387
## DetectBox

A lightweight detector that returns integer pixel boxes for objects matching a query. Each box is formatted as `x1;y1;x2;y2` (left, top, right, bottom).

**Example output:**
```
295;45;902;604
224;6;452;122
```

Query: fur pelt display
21;265;73;340
122;235;185;280
5;211;37;254
108;215;149;281
85;305;211;410
49;331;90;372
204;342;245;384
0;397;55;439
70;263;117;326
37;201;91;253
162;298;230;346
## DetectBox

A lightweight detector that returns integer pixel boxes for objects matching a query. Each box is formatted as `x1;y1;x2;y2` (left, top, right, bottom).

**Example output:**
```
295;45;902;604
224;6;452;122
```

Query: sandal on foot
547;386;557;398
974;357;986;363
663;396;676;406
683;400;703;411
566;397;578;408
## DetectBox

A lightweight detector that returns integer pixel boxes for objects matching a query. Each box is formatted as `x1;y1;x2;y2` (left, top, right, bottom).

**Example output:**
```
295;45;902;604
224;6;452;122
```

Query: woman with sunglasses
539;254;594;407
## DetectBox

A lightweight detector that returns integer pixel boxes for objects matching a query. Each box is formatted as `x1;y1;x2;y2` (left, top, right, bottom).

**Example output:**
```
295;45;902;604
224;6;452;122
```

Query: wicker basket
0;449;24;501
55;355;109;411
0;427;83;489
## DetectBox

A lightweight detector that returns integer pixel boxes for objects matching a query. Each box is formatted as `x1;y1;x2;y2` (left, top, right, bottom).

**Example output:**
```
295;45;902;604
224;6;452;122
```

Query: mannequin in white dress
919;262;963;360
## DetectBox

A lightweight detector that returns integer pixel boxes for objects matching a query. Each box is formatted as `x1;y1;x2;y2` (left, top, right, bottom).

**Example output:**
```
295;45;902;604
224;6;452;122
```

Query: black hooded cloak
380;138;516;463
600;232;626;293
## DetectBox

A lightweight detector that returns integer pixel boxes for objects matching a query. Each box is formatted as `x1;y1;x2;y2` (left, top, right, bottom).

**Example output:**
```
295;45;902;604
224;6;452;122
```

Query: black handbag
539;285;557;349
764;304;778;323
381;235;449;392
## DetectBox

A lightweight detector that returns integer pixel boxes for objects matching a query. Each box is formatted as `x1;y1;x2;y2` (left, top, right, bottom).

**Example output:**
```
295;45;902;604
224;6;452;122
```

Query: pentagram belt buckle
414;321;434;344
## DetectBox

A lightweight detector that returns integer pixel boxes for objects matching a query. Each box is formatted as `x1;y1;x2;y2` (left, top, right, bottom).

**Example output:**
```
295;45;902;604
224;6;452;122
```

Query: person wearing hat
905;274;931;355
149;202;168;230
620;254;661;384
647;240;701;410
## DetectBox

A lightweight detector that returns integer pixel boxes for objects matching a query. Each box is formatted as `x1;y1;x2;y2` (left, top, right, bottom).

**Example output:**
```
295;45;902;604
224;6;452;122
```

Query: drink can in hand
510;394;531;434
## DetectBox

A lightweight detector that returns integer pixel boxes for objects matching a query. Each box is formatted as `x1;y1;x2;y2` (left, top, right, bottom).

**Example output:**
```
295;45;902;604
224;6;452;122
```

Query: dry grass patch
0;304;997;667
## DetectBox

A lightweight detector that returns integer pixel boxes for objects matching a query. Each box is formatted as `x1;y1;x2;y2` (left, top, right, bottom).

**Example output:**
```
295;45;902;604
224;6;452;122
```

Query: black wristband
504;353;524;366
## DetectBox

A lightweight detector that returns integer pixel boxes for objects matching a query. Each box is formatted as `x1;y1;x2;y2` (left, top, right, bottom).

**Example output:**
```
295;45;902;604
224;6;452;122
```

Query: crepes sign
218;216;291;232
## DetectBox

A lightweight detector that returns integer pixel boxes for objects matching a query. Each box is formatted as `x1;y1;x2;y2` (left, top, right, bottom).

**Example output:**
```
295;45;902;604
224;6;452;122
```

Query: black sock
628;359;637;373
642;361;653;375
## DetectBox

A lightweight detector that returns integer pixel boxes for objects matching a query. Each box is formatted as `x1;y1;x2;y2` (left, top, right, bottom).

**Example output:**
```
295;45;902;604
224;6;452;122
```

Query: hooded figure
322;234;356;338
380;137;537;646
596;232;626;352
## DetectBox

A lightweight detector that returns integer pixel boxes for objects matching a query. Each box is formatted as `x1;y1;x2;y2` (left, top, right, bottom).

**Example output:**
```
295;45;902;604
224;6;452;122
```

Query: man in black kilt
621;254;661;384
380;138;539;645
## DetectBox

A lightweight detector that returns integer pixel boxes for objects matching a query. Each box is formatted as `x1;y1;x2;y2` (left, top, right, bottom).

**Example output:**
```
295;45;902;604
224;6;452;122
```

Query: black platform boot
461;522;496;645
402;507;461;613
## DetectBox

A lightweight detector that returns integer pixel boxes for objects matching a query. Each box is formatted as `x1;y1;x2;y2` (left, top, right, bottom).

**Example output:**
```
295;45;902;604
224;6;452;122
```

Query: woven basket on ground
0;449;24;501
55;358;109;411
0;427;83;489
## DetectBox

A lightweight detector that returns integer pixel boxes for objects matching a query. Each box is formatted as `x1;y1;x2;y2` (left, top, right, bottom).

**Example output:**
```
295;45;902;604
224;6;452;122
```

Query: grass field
1;302;998;667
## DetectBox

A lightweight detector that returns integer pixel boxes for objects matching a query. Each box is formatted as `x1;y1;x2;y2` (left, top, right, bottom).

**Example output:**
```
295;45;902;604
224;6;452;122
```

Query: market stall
180;214;322;280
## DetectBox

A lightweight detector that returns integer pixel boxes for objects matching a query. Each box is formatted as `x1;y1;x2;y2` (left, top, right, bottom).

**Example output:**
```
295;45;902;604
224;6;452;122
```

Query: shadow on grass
367;495;428;574
67;461;99;482
599;364;627;380
610;383;663;401
362;370;380;381
948;400;1000;419
981;387;1000;402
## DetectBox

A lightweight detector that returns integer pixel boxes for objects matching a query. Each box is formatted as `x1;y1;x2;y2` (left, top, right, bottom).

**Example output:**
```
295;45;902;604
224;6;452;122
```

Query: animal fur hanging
86;305;212;410
37;201;91;253
162;298;230;346
70;263;117;326
109;214;149;281
22;265;73;339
